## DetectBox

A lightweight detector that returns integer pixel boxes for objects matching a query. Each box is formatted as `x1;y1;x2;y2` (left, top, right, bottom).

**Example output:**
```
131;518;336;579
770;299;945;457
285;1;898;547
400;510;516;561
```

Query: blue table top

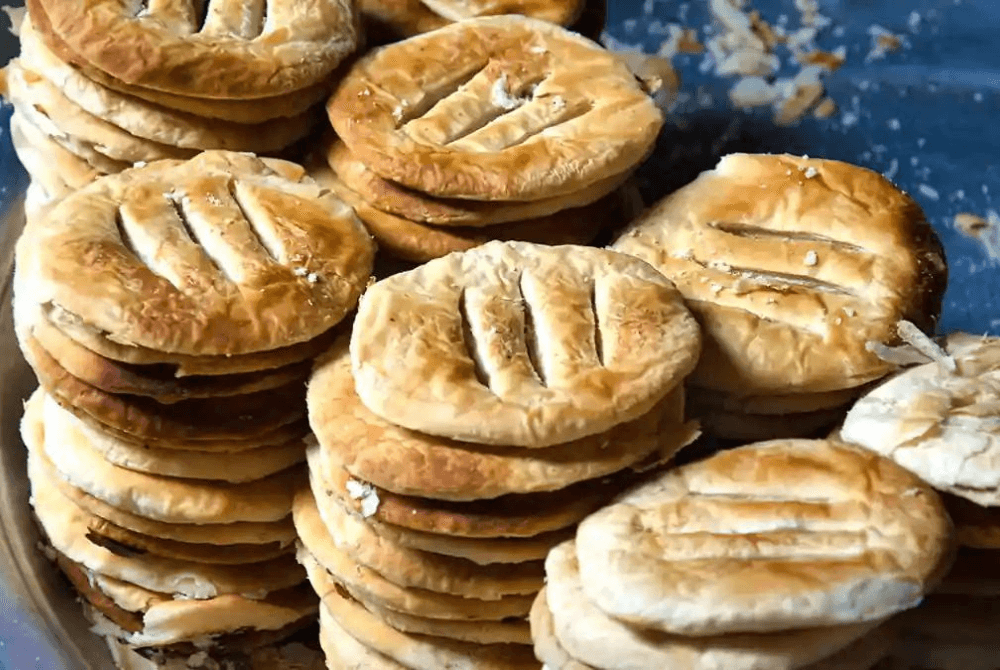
2;0;1000;667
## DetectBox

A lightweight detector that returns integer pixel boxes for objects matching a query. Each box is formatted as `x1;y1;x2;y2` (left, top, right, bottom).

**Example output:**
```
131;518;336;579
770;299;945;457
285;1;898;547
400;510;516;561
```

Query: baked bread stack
316;16;665;264
612;153;948;441
12;151;376;665
531;439;955;670
2;0;359;213
358;0;606;44
298;240;703;669
839;333;1000;669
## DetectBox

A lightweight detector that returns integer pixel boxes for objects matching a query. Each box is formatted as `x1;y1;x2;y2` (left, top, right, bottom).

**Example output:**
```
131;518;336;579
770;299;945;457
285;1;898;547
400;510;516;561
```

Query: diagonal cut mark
458;289;492;389
113;206;140;259
165;193;232;283
726;265;858;297
709;222;872;255
518;273;547;387
192;0;210;32
227;180;282;264
440;76;545;145
591;281;605;367
450;98;593;152
395;62;490;126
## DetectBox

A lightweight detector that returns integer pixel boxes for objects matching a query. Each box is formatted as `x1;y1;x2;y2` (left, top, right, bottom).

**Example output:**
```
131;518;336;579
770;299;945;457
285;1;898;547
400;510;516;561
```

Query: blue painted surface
0;0;999;666
606;0;1000;337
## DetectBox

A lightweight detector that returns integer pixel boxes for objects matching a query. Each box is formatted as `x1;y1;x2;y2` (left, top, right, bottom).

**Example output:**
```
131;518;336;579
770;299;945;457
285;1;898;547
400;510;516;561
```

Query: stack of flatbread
298;240;703;670
358;0;606;44
839;333;1000;669
315;16;666;264
532;439;955;670
12;151;375;666
1;0;359;213
612;153;948;441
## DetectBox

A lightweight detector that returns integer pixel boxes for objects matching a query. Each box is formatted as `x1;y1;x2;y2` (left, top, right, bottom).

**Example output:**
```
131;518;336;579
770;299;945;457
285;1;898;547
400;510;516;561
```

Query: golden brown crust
28;310;311;401
17;18;321;151
321;137;629;227
612;153;948;396
27;0;359;99
6;59;198;164
309;339;697;499
323;465;629;538
328;16;662;201
574;439;954;635
22;333;307;440
315;576;541;670
351;241;700;447
41;303;344;377
545;540;884;670
312;163;611;263
295;492;536;621
16;151;375;356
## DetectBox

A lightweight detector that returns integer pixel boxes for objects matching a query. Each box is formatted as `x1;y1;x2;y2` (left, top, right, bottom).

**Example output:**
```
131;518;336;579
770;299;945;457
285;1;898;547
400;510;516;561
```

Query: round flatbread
574;439;953;636
841;335;1000;506
26;0;359;98
15;151;374;356
545;540;883;670
351;240;700;447
310;338;697;499
328;16;661;201
612;153;948;396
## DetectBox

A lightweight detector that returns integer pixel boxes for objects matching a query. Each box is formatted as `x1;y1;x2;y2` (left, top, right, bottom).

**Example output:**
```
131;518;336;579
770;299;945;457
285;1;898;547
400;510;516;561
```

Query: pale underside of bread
15;151;375;356
57;553;317;648
38;407;303;525
301;550;531;645
27;0;359;98
309;337;698;499
319;605;408;670
41;302;343;378
328;16;662;201
41;393;305;481
316;578;540;670
840;341;1000;506
305;451;544;599
351;240;701;447
17;17;320;151
294;492;535;620
8;109;102;196
611;152;947;396
322;137;630;227
6;60;199;164
27;448;307;599
574;440;953;636
545;541;883;670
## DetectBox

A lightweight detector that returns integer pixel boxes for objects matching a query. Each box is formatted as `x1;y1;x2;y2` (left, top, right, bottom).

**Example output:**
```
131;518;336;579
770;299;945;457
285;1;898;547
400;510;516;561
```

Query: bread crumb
887;118;901;131
804;167;818;178
729;76;781;107
133;161;147;168
804;250;818;265
306;272;320;284
795;47;846;71
812;97;837;118
292;266;309;277
844;307;857;317
918;184;940;201
346;479;381;518
866;26;903;61
491;74;523;111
